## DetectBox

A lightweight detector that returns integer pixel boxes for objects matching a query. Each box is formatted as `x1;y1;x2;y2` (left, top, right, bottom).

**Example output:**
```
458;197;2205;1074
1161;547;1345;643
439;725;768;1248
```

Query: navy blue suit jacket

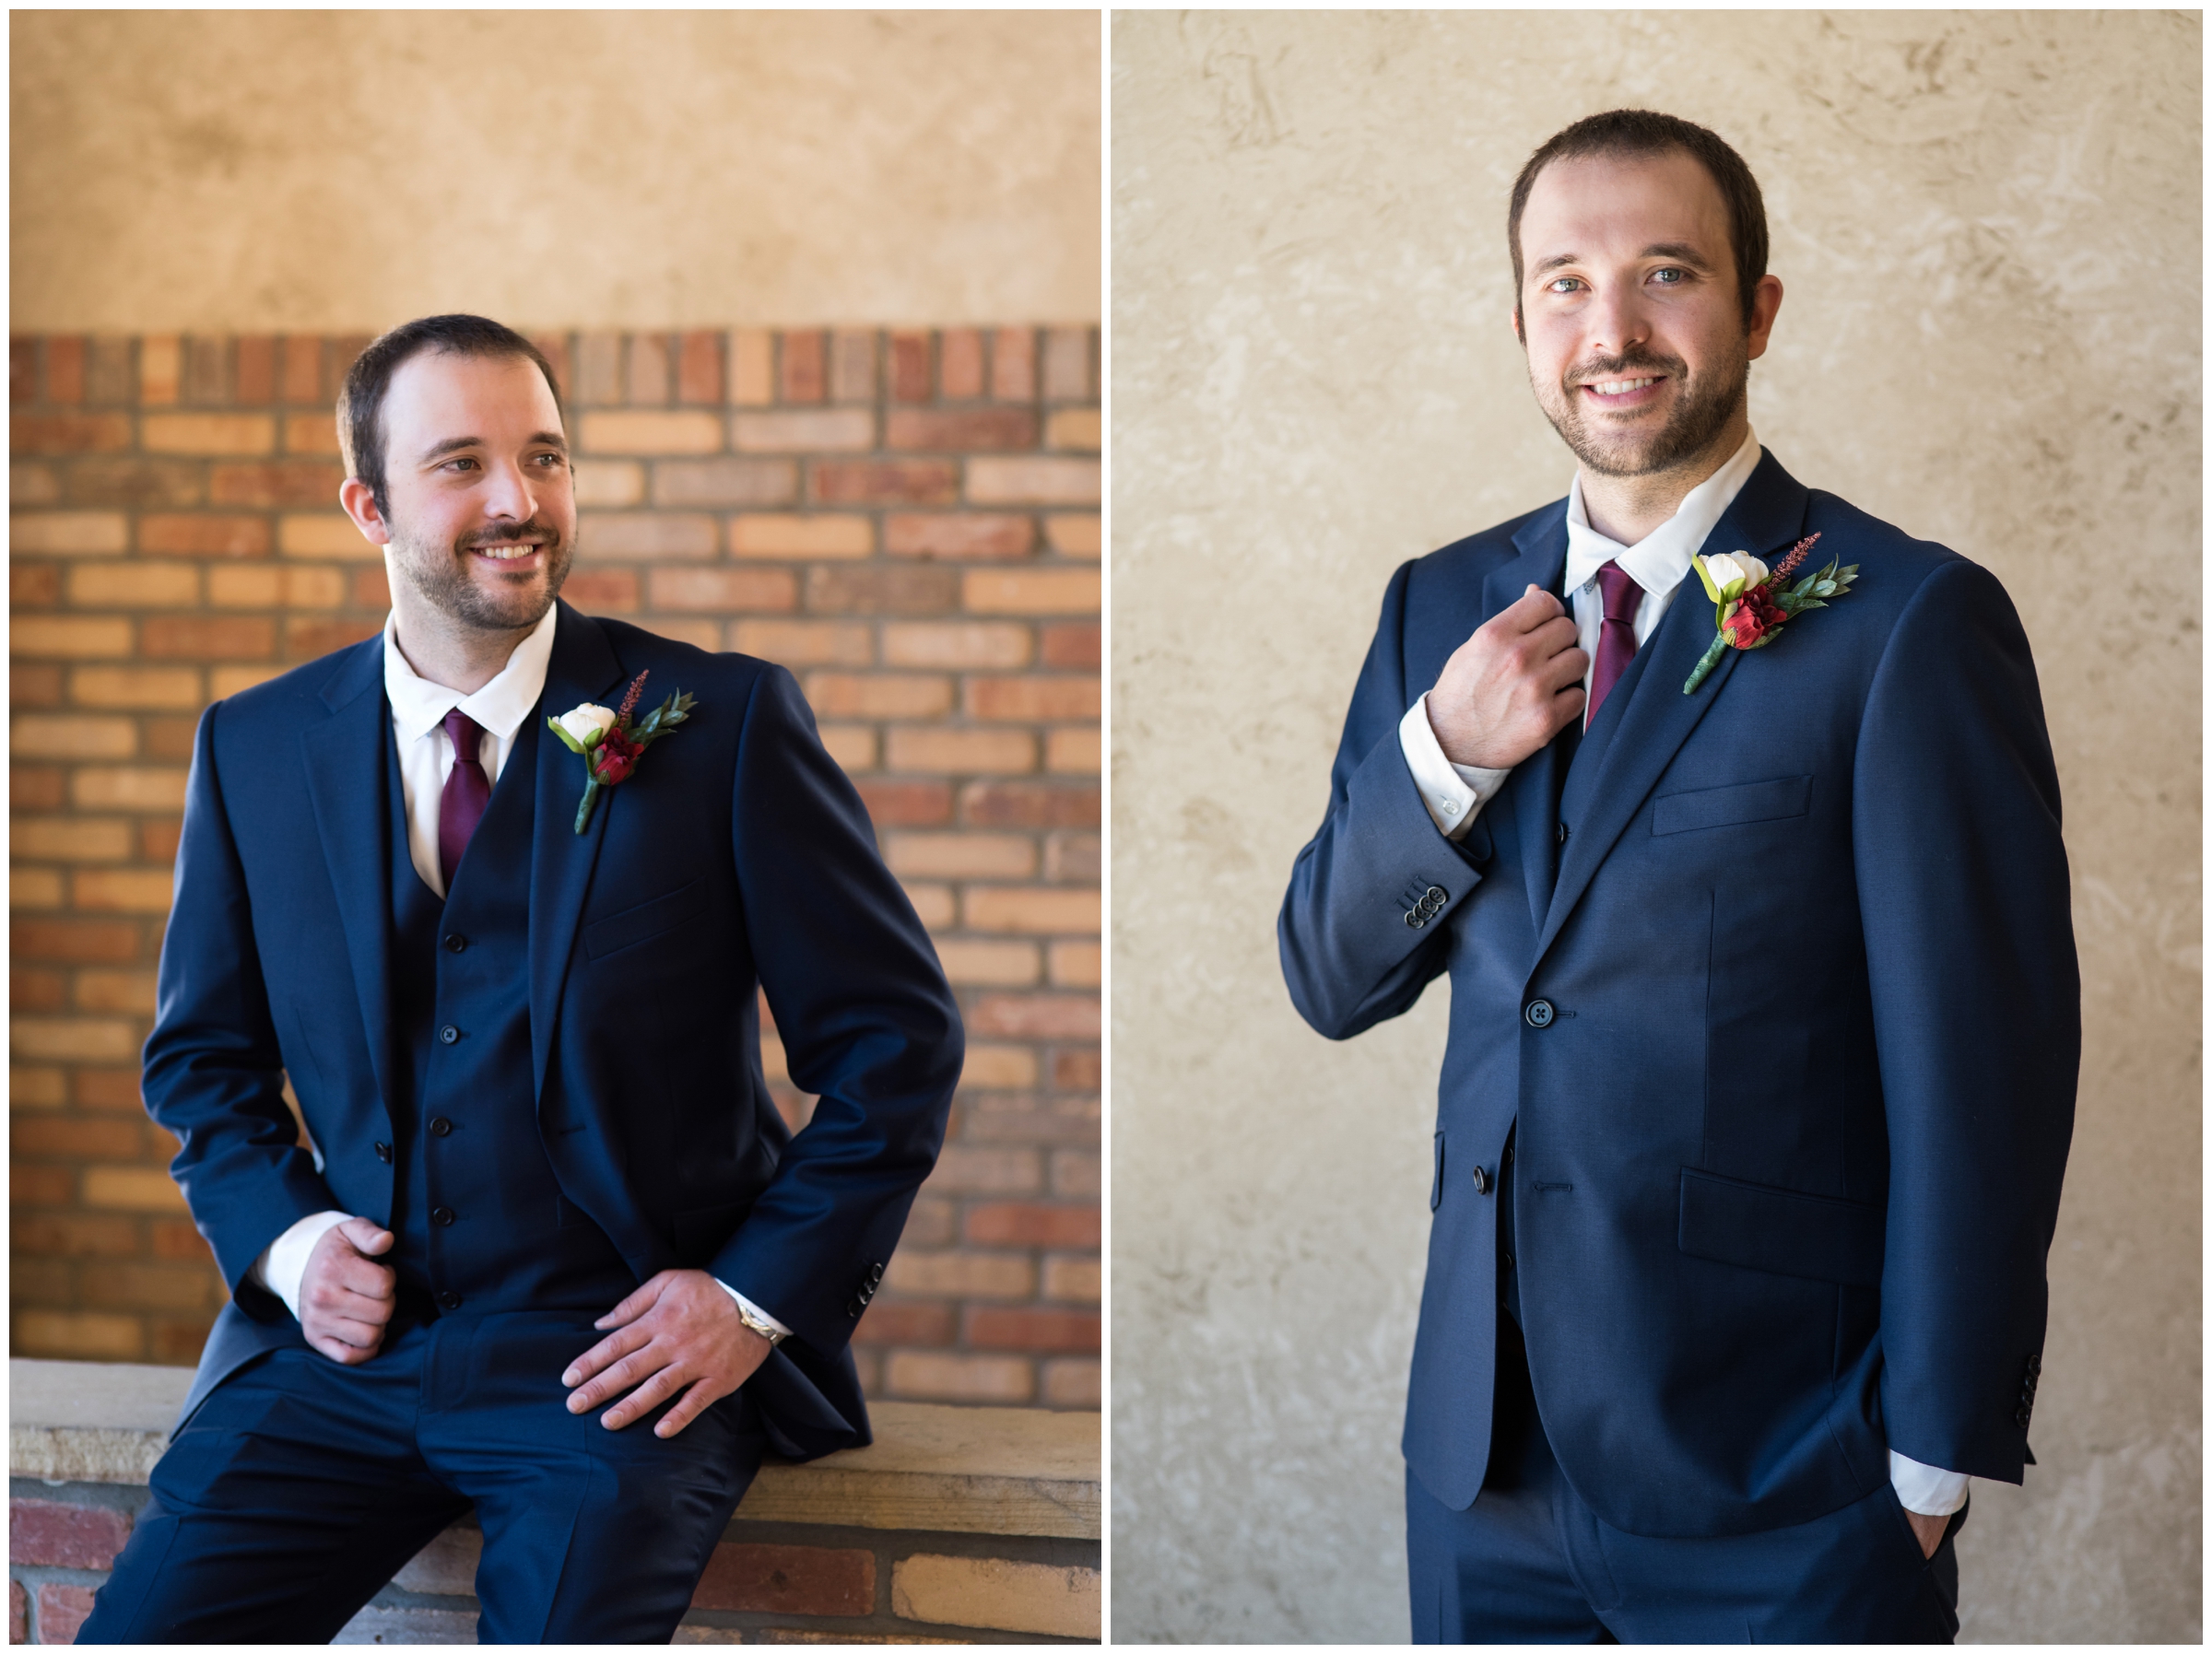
146;602;963;1459
1279;451;2077;1538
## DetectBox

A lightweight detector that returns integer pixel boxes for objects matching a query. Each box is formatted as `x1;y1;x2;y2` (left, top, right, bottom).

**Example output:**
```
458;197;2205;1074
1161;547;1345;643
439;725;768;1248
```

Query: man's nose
1583;283;1651;361
479;458;539;522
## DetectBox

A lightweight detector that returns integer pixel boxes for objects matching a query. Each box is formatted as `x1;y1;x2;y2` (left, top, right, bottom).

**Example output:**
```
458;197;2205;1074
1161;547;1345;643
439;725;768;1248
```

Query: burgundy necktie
1587;561;1644;723
438;710;491;890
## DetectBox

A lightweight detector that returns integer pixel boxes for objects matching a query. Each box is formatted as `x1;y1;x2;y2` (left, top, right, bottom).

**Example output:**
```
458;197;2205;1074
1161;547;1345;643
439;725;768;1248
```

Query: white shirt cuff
249;1209;354;1321
1888;1450;1971;1517
1397;695;1512;840
716;1278;793;1341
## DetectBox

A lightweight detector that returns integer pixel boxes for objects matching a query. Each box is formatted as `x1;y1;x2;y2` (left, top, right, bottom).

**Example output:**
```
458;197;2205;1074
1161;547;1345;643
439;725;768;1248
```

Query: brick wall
9;326;1101;1409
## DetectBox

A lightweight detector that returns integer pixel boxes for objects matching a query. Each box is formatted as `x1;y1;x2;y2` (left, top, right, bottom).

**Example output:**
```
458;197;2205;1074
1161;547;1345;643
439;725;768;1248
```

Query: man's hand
298;1216;397;1365
1426;584;1588;769
1905;1508;1947;1559
562;1270;773;1438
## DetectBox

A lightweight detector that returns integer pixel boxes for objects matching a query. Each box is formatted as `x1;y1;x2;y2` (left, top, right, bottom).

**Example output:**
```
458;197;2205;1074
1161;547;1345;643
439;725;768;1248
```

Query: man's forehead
386;350;561;433
1522;150;1729;249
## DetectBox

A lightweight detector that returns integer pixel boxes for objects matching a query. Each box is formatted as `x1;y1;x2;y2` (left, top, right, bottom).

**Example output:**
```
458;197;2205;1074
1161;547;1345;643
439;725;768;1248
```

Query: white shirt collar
382;604;559;744
1563;425;1764;599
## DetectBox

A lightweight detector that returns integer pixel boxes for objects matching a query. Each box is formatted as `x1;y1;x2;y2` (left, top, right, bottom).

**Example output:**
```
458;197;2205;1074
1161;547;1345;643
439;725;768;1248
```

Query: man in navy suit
81;314;962;1642
1277;111;2076;1641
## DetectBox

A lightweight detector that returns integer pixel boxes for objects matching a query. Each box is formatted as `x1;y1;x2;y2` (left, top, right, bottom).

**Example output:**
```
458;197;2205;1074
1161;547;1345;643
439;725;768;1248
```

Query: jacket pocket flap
1677;1167;1883;1287
1652;775;1813;836
583;878;703;960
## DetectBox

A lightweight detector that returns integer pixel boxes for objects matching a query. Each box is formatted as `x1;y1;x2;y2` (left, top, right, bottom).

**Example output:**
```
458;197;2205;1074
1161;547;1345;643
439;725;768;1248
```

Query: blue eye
1651;268;1685;285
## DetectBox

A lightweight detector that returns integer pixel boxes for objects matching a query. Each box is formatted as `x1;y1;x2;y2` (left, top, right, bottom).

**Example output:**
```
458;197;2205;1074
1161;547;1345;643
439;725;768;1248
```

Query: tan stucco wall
11;11;1099;331
1112;10;2199;1643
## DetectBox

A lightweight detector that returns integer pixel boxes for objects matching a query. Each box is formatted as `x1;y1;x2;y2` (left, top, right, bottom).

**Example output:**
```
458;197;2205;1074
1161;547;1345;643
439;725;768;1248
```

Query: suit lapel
1485;506;1572;934
300;639;398;1110
1531;451;1811;967
529;603;627;1105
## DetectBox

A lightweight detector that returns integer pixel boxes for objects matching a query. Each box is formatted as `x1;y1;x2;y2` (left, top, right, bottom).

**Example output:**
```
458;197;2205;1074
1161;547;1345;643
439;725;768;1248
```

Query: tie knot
1595;560;1642;627
442;709;485;763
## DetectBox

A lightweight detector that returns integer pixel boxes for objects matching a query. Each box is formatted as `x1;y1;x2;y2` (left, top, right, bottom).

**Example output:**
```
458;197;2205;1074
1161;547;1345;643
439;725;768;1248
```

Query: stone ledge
9;1359;1100;1542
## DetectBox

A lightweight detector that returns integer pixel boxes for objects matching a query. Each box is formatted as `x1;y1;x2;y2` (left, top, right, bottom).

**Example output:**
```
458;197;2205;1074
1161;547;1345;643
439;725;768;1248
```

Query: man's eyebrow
417;430;569;464
1530;242;1717;280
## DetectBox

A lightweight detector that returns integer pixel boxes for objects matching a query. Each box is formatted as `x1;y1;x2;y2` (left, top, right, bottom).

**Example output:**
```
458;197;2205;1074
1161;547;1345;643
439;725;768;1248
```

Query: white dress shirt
1392;428;1969;1519
248;608;789;1341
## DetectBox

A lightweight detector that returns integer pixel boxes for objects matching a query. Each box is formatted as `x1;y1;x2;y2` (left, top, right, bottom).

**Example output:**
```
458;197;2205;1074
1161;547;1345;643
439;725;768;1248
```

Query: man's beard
1535;338;1748;479
387;515;573;632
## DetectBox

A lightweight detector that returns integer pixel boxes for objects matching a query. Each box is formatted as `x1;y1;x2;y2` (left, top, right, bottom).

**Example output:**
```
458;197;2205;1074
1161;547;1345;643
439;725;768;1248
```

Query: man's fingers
563;1325;652;1395
653;1377;724;1440
594;1273;668;1332
1500;584;1567;630
339;1217;395;1255
599;1363;687;1431
331;1259;396;1299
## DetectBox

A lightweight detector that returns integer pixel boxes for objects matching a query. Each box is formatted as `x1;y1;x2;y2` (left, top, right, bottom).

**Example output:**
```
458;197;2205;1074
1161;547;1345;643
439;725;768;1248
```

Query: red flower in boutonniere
547;669;698;832
1683;533;1859;694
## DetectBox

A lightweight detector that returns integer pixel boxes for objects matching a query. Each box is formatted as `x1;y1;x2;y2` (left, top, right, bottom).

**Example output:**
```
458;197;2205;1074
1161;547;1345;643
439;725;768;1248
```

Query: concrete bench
9;1359;1099;1643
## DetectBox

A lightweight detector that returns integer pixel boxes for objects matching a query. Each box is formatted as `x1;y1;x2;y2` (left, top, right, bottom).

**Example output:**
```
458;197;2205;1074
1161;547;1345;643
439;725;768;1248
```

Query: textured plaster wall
11;10;1099;331
1112;11;2199;1643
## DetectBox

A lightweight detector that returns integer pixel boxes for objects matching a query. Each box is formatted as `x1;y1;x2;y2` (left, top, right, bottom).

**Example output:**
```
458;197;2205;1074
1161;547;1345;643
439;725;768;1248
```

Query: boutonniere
1682;533;1858;695
547;669;697;833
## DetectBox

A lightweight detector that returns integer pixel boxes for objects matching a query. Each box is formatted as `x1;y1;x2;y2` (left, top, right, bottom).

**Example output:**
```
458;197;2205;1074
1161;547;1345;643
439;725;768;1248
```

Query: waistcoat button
1471;1166;1491;1195
432;1206;456;1226
443;933;467;953
429;1117;453;1137
1524;1000;1555;1028
439;1025;460;1045
373;1142;392;1164
438;1291;461;1310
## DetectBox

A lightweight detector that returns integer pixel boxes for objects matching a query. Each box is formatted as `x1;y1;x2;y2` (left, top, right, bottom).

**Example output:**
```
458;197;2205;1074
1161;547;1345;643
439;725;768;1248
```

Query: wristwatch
735;1300;787;1347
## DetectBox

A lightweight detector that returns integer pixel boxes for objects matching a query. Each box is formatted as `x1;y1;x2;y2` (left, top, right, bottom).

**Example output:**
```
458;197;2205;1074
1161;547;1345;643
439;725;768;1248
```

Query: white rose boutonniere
546;671;697;832
556;704;619;746
1683;533;1858;695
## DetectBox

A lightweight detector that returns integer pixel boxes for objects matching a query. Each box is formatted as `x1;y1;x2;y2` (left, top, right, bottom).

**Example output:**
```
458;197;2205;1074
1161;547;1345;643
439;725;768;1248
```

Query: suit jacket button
374;1142;393;1164
1524;1000;1555;1028
432;1206;456;1226
847;1298;864;1318
1471;1167;1491;1195
1501;1250;1514;1270
2016;1404;2031;1429
1424;886;1446;904
443;933;467;953
438;1291;461;1310
429;1117;453;1137
439;1025;460;1045
1557;822;1570;844
869;1262;885;1283
1404;909;1426;929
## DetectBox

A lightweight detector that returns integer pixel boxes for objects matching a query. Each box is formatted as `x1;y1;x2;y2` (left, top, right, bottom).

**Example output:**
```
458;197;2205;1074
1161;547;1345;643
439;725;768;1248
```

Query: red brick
137;514;272;557
331;334;374;390
75;1069;147;1112
992;329;1037;400
626;334;672;406
806;566;958;616
885;513;1034;560
12;337;34;405
969;992;1102;1039
13;921;142;964
140;817;184;864
889;332;931;402
14;1119;146;1159
12;414;133;453
965;1202;1101;1249
966;1306;1100;1354
234;336;276;405
648;568;798;613
62;458;204;509
1041;622;1100;670
848;1300;956;1346
13;564;62;607
140;616;276;661
352;566;392;609
12;768;67;811
965;676;1100;721
940;330;984;399
287;618;382;659
182;336;228;404
281;337;323;404
677;332;723;405
148;1319;215;1364
691;1543;873;1616
14;663;66;706
46;339;87;405
780;332;827;405
10;1578;23;1645
886;408;1038;452
831;331;876;403
1043;326;1093;401
141;716;198;759
13;1166;75;1205
13;968;65;1010
35;1582;98;1644
14;1214;141;1258
207;461;346;509
854;779;953;827
960;781;1100;828
150;1219;215;1261
11;1498;133;1569
561;569;639;612
810;460;959;507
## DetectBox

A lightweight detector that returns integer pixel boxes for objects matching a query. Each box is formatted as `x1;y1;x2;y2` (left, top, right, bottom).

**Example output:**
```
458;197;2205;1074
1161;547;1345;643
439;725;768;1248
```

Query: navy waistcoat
382;710;635;1316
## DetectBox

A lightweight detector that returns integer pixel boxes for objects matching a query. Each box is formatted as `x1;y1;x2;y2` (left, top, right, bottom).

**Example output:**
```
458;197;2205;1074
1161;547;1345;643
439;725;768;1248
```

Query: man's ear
338;477;394;547
1746;274;1784;362
1511;304;1524;347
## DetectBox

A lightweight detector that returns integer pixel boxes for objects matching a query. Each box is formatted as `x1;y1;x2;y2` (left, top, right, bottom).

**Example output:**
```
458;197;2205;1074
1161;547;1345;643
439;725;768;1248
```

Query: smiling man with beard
1278;112;2077;1641
80;314;962;1642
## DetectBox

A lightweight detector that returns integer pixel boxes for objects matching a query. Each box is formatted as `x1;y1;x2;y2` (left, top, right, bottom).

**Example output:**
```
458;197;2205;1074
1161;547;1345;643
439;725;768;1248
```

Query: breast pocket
582;878;704;961
1652;775;1813;836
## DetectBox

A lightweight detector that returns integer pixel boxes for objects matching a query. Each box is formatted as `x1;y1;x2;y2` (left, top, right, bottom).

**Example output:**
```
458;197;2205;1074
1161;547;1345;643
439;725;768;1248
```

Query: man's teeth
1589;377;1659;395
476;544;538;559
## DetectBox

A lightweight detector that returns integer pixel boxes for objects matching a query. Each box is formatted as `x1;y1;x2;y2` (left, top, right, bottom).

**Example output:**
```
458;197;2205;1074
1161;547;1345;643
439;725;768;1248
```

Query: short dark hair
336;314;565;517
1507;110;1769;329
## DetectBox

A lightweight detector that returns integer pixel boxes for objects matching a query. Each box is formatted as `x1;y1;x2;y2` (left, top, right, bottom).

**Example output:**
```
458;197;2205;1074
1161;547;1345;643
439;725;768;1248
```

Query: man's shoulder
585;612;794;711
1794;486;1992;627
209;634;381;733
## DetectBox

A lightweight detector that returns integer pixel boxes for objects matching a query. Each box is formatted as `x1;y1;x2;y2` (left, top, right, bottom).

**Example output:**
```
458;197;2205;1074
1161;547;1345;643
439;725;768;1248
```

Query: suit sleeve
1854;557;2078;1484
1278;560;1490;1039
710;665;963;1355
141;702;340;1304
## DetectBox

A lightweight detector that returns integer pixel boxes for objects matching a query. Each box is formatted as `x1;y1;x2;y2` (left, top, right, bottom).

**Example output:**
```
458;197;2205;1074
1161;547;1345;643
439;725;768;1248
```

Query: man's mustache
461;520;562;549
1569;349;1683;386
